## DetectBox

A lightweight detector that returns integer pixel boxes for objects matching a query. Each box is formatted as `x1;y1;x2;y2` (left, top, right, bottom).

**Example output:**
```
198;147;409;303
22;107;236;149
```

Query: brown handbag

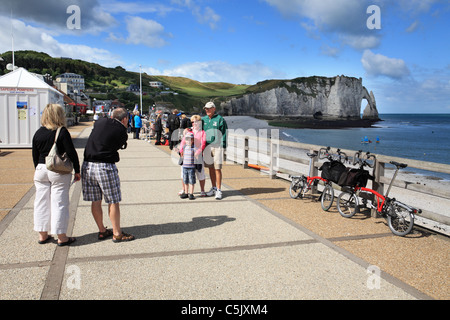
45;127;73;174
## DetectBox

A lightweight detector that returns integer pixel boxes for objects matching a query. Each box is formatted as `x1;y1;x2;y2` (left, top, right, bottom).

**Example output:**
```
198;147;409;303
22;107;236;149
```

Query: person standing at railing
202;102;228;200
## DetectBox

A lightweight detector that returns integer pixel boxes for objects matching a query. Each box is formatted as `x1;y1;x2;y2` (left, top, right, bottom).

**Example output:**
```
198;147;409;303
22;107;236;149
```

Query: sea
274;114;450;180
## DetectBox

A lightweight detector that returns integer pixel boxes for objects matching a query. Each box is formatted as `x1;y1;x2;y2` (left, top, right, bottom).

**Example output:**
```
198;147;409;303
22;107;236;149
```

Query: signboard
17;102;28;120
0;87;36;94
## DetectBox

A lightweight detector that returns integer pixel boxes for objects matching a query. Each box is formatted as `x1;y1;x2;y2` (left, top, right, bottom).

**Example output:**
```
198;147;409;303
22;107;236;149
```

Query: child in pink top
178;115;207;196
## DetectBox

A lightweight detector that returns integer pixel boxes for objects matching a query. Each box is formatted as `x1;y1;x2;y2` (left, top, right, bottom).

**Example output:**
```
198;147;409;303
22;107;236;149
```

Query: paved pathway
0;122;448;304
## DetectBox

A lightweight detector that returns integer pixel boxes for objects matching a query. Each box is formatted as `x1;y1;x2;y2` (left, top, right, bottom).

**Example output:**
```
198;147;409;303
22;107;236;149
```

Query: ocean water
277;114;450;179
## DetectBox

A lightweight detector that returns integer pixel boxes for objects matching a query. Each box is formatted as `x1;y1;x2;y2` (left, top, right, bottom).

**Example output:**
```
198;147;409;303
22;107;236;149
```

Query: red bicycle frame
354;186;386;212
308;176;328;184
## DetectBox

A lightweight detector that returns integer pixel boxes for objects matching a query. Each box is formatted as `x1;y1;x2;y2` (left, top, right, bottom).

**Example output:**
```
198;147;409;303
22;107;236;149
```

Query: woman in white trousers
32;104;81;246
34;166;72;238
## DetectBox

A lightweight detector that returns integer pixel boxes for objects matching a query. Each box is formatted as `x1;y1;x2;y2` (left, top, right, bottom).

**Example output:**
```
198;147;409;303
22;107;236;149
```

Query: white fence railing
226;131;450;234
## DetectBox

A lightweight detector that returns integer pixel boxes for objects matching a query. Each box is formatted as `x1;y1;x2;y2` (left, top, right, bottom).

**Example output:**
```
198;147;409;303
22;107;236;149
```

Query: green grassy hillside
151;75;250;97
0;50;251;112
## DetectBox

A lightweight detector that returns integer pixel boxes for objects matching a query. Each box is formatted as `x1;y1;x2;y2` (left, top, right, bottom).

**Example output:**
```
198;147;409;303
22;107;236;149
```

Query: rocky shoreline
221;76;380;122
255;116;381;129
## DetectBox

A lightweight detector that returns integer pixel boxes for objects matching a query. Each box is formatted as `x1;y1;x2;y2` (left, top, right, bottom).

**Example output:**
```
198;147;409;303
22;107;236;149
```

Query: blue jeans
182;167;196;185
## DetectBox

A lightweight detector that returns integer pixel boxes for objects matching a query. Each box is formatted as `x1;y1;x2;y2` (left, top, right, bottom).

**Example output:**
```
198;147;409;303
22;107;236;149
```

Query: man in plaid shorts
81;107;135;242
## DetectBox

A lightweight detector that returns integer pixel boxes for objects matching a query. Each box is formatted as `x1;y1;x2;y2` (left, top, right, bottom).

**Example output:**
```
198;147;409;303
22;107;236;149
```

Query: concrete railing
225;131;450;234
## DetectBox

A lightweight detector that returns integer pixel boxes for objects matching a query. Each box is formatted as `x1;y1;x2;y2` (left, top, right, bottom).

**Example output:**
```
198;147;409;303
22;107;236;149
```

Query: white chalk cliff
220;76;379;121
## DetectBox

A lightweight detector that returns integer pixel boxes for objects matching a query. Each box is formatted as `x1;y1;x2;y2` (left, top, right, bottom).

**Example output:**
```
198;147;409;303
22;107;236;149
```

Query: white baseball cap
204;102;216;109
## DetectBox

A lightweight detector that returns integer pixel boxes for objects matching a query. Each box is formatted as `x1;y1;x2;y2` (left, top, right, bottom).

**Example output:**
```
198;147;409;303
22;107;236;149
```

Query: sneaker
206;187;216;197
189;194;195;200
180;193;188;199
215;189;222;200
200;191;207;197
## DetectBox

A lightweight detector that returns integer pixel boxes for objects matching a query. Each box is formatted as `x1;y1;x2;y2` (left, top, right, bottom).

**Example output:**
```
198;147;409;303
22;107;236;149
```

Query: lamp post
139;65;143;115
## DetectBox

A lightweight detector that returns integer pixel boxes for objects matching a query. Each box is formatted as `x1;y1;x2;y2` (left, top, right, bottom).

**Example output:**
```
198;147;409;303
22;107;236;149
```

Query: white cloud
172;0;221;29
0;18;122;67
107;16;172;48
264;0;380;50
361;50;410;79
320;44;341;57
340;35;380;50
199;6;221;30
405;20;420;33
369;72;450;113
100;0;175;16
396;0;440;14
1;0;116;35
124;16;171;48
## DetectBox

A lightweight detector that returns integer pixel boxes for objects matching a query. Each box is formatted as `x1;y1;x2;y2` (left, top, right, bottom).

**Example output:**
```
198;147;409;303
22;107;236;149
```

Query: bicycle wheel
320;183;334;211
289;177;305;199
337;191;358;218
387;202;414;236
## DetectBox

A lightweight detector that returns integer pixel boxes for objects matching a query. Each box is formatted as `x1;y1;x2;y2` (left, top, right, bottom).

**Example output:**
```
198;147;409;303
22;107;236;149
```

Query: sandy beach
224;116;450;232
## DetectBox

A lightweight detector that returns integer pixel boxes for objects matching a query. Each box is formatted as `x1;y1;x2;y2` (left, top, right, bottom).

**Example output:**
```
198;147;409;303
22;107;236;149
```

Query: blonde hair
191;114;201;122
41;104;66;130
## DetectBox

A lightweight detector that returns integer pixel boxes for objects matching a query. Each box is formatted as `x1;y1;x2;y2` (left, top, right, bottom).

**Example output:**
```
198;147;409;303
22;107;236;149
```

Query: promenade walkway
0;122;448;303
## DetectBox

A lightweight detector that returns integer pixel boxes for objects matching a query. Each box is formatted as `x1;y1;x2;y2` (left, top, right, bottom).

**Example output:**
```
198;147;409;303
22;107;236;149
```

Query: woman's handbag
45;127;73;174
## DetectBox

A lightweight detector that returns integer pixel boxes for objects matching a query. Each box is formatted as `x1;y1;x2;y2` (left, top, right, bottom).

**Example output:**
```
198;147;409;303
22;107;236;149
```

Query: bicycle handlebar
318;147;331;160
335;149;348;163
318;147;348;163
353;150;376;168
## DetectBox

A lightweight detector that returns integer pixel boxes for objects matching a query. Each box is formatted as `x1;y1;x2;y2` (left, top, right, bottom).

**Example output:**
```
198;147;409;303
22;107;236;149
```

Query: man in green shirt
202;102;228;200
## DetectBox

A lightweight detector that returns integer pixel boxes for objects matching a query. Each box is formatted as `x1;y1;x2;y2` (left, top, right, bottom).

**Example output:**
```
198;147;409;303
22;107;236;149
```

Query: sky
0;0;449;114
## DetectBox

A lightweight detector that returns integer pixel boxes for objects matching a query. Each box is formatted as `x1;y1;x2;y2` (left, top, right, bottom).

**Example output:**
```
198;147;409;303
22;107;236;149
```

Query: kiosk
0;68;63;148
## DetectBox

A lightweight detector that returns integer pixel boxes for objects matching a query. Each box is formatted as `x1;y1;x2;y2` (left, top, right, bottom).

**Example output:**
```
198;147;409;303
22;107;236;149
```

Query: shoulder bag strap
53;127;62;144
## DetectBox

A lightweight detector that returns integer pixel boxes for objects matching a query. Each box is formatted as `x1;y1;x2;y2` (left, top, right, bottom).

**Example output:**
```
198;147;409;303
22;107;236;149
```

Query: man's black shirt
83;117;128;163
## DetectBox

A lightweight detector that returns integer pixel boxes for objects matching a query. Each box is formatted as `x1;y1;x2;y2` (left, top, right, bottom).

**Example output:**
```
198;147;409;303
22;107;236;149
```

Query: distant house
149;81;163;89
126;84;140;92
55;73;85;96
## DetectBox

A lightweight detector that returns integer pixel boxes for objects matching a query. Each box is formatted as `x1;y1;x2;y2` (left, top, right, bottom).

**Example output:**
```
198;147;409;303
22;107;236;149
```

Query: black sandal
98;228;113;240
57;237;76;247
38;236;53;244
112;232;135;243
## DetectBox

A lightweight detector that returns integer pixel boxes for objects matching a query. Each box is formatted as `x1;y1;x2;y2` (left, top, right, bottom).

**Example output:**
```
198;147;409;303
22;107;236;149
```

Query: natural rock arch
361;87;379;120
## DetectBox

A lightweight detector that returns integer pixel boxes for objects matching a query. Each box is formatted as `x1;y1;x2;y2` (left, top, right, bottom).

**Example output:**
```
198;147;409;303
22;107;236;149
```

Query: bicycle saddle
307;153;317;158
390;161;407;169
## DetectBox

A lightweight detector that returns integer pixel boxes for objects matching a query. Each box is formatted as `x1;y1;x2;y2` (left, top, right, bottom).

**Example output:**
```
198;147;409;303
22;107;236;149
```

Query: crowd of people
31;101;228;246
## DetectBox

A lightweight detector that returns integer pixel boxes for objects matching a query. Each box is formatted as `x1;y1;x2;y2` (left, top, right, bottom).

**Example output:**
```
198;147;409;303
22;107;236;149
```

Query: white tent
0;67;64;148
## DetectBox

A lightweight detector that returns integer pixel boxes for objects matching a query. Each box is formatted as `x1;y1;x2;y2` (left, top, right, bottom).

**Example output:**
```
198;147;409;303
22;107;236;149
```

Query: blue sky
0;0;449;113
